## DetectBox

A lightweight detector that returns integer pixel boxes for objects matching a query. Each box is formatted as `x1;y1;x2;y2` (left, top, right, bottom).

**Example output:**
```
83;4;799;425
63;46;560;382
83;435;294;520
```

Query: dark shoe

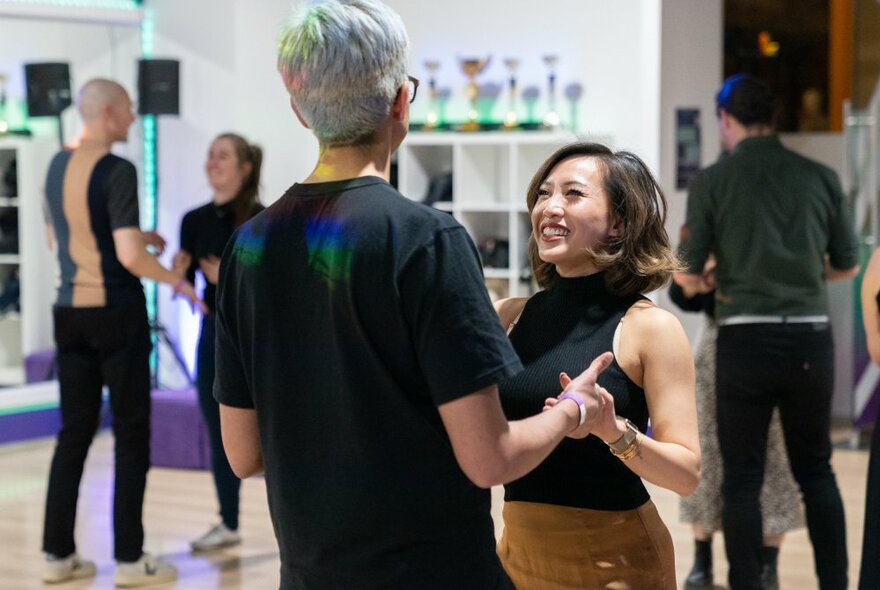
761;546;779;590
684;539;713;590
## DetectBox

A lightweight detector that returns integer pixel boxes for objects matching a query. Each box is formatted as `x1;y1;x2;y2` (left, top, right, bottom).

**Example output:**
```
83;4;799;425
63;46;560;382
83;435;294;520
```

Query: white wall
656;0;723;343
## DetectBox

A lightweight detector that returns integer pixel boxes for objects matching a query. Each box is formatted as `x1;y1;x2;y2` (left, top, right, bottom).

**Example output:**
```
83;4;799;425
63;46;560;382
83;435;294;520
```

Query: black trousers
42;302;151;562
716;323;847;590
859;420;880;589
196;315;240;530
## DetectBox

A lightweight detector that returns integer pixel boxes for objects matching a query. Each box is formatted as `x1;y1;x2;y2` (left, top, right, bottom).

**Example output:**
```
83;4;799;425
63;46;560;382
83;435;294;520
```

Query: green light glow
139;4;154;55
139;5;158;371
142;114;156;229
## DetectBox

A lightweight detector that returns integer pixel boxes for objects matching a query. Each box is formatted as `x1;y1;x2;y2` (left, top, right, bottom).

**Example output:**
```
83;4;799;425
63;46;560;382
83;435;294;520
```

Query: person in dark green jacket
675;73;859;590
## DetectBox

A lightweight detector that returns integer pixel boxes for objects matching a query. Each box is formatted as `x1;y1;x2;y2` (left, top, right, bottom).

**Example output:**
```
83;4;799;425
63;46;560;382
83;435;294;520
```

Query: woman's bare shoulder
494;297;529;330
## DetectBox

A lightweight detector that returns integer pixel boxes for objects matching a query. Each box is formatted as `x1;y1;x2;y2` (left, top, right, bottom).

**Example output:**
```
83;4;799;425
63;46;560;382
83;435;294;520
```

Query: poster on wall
676;108;701;189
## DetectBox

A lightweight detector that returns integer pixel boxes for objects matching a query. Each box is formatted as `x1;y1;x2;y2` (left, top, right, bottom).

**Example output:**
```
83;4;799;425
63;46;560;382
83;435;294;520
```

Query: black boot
760;545;779;590
684;539;713;590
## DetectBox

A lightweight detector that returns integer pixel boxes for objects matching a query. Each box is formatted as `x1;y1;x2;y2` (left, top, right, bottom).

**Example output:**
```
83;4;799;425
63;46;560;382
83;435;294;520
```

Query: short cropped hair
526;142;682;296
277;0;409;146
715;73;778;127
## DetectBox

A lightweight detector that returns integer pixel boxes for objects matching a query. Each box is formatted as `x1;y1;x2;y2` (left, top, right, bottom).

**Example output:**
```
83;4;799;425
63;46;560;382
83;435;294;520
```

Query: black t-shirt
179;200;264;313
45;145;143;307
214;176;521;590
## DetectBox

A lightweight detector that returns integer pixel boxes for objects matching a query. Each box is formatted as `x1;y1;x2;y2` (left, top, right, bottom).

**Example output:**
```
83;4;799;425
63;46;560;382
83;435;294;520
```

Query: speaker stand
150;320;193;389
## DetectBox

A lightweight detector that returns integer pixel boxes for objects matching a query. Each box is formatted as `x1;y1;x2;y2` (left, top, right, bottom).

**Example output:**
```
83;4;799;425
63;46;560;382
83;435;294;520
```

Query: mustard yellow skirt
497;500;676;590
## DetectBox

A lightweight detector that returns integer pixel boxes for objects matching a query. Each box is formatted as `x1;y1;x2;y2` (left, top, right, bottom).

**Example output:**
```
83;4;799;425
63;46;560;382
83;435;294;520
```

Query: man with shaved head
41;78;198;586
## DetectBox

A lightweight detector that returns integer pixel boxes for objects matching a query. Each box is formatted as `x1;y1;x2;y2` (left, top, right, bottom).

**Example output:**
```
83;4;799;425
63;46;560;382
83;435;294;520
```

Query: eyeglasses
406;75;420;104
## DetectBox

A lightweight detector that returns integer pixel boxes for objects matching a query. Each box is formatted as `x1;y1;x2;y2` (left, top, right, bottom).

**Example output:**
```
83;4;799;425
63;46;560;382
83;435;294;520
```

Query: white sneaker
42;552;97;583
190;522;241;552
114;553;177;587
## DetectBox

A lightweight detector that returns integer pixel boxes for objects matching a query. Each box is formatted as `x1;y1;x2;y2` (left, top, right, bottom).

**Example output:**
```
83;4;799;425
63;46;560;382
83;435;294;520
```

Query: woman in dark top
859;248;880;589
173;132;263;552
494;142;700;590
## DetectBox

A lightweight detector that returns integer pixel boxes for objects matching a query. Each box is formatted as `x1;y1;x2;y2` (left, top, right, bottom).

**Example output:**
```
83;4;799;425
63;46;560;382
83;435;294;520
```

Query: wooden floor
0;431;870;589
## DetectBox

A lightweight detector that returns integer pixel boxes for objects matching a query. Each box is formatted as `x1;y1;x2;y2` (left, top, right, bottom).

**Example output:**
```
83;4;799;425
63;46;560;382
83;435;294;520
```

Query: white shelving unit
0;136;58;385
397;131;579;298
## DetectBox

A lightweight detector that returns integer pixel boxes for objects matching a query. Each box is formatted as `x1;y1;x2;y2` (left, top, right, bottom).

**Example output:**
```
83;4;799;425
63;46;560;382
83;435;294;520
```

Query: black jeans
716;323;847;590
859;420;880;589
196;315;240;531
43;302;151;562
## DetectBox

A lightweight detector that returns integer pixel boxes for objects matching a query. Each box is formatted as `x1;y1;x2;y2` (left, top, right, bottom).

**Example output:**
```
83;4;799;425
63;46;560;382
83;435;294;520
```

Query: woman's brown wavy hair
526;142;682;296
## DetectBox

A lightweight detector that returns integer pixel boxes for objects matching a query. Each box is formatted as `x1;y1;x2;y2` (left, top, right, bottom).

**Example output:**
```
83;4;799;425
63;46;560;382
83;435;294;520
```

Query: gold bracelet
607;418;642;460
614;432;643;461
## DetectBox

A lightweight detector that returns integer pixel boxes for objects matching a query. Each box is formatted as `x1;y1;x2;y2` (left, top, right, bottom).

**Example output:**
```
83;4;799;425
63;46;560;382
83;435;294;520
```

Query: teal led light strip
140;5;158;373
0;401;58;418
0;392;110;417
142;115;156;225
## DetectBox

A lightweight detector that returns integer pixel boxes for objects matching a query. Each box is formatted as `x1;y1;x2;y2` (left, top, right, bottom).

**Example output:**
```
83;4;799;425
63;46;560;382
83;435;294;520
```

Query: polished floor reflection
0;431;869;589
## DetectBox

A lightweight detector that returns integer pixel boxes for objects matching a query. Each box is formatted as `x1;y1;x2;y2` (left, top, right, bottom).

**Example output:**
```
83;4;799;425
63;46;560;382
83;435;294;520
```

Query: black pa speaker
24;62;72;117
137;59;180;115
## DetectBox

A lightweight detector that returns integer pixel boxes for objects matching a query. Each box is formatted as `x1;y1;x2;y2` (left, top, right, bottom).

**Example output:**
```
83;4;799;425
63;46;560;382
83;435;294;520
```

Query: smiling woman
525;143;681;297
494;141;699;590
172;132;264;554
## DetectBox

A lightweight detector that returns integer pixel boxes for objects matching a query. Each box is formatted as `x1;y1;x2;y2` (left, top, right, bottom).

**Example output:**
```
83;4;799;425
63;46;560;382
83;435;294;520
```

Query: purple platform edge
0;387;210;471
150;387;211;470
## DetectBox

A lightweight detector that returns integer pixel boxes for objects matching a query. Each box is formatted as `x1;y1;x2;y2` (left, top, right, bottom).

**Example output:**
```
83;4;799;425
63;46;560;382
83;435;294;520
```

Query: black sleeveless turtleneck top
179;200;263;314
498;272;651;511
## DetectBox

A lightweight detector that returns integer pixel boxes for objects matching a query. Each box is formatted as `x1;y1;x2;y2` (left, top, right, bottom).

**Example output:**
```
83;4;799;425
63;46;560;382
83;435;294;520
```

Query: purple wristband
558;392;586;427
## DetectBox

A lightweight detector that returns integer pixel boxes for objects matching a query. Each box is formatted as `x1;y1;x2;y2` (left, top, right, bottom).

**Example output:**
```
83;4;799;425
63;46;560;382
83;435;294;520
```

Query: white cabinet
397;131;578;299
0;137;58;385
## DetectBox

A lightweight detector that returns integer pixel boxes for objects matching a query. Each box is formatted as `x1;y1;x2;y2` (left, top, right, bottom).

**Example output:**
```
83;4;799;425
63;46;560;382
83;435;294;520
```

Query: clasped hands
169;250;210;315
543;351;621;440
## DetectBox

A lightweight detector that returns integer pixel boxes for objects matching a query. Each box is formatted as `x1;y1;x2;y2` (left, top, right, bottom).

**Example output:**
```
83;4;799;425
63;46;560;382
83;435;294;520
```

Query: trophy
542;55;561;129
435;86;451;127
502;58;520;129
564;82;583;132
422;60;441;130
0;74;7;134
477;81;502;125
521;85;540;126
457;56;491;132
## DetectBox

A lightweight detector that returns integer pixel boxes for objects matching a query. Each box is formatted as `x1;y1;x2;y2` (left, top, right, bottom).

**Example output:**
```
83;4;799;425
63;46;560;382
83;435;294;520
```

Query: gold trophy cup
458;56;490;132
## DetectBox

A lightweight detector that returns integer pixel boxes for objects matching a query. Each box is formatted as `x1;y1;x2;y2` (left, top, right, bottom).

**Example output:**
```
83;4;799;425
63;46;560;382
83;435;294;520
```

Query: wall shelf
398;130;581;299
0;137;58;385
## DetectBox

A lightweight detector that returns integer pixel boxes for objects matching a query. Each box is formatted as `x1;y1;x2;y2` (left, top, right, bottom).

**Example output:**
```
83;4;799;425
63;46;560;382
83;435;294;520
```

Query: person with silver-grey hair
213;1;613;589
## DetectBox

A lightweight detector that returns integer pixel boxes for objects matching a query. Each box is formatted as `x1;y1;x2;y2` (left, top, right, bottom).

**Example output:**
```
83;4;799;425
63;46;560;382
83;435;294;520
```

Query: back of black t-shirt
214;176;521;589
